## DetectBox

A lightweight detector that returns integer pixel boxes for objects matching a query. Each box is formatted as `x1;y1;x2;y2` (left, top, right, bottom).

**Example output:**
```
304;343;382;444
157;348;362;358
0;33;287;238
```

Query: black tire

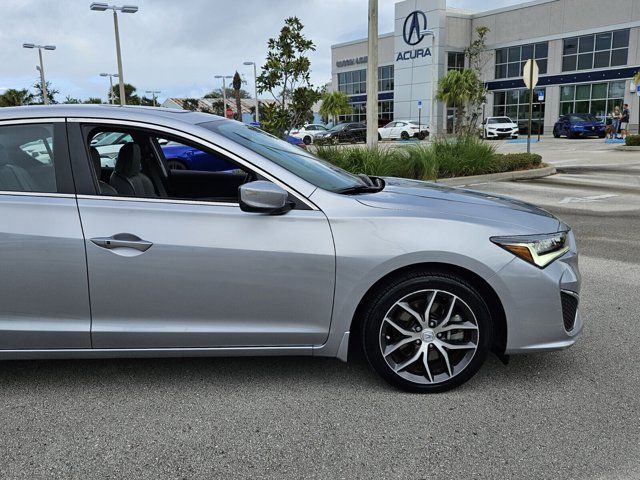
553;128;560;138
378;133;382;141
167;159;188;170
303;135;312;145
361;271;492;393
401;131;410;141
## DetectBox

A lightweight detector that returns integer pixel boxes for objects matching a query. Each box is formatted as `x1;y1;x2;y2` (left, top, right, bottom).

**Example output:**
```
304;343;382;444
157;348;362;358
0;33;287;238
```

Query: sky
0;0;526;103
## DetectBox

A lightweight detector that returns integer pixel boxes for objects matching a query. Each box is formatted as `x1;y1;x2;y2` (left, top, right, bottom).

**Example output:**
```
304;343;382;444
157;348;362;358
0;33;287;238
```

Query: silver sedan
0;105;582;392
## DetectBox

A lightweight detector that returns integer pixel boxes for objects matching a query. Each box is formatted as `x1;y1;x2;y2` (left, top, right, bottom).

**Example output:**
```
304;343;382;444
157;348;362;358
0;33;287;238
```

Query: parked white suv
482;117;519;139
378;120;429;141
288;124;328;145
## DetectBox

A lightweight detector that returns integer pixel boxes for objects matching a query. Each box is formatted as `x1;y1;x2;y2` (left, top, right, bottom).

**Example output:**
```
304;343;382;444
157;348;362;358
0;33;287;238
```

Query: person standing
620;103;630;139
610;106;621;139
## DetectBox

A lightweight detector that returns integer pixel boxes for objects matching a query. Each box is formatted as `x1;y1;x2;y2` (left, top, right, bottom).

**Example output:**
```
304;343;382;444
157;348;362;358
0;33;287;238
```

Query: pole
253;63;259;123
113;9;126;106
537;100;542;142
418;106;421;134
37;48;48;105
366;0;378;149
527;64;534;154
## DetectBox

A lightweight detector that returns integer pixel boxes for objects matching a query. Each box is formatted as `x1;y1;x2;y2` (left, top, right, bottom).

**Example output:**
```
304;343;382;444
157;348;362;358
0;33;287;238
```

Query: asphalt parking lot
1;137;639;479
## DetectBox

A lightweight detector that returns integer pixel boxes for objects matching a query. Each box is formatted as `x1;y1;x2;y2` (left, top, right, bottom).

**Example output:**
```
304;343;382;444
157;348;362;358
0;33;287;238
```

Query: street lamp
23;43;56;105
145;90;161;107
100;72;119;104
243;61;259;123
90;3;138;106
214;75;233;117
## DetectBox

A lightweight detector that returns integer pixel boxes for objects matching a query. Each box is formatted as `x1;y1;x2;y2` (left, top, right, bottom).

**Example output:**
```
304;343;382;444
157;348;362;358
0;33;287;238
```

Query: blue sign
403;11;427;46
637;84;640;96
418;100;423;109
537;91;545;102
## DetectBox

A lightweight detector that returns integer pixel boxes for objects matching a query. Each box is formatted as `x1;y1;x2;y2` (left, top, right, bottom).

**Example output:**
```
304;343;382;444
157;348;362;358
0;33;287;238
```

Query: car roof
0;104;229;128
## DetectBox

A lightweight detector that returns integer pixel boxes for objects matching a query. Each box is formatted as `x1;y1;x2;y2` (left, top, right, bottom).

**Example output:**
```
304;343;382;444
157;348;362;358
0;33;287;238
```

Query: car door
392;122;405;139
68;121;336;349
0;120;91;349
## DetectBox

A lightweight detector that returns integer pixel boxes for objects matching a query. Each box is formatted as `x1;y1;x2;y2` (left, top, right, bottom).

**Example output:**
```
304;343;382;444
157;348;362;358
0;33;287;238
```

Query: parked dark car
162;142;237;171
315;122;367;144
553;114;606;139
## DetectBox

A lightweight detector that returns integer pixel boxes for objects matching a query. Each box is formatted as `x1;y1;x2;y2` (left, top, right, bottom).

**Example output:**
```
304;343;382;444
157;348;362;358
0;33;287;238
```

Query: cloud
0;0;525;102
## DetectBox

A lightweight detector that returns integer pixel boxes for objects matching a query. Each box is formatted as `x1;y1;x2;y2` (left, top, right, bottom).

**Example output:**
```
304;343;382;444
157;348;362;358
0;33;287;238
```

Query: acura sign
396;10;432;62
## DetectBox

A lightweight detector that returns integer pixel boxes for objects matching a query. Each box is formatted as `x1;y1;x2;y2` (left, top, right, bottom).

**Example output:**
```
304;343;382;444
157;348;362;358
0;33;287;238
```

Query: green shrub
313;136;542;180
625;135;640;146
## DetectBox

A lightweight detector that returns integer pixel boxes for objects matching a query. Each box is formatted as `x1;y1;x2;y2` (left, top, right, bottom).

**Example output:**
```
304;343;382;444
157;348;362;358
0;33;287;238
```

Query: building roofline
332;32;394;50
469;0;558;19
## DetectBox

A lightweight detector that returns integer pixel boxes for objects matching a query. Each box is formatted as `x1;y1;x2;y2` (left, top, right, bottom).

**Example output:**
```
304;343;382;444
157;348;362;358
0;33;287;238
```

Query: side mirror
158;138;169;145
239;180;292;215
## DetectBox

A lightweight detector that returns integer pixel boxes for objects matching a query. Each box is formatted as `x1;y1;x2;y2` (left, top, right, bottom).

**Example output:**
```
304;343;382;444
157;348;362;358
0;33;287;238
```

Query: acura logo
403;10;428;46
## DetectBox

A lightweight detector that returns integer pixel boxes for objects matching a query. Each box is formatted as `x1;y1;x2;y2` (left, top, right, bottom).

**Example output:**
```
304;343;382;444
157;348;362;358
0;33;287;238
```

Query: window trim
66;118;319;211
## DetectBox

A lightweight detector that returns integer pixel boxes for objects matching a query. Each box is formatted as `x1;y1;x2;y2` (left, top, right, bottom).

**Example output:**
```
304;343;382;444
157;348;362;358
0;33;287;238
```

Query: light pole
23;43;56;105
366;0;379;149
100;73;119;104
90;3;138;106
145;90;160;107
420;30;437;135
214;75;233;117
243;61;259;123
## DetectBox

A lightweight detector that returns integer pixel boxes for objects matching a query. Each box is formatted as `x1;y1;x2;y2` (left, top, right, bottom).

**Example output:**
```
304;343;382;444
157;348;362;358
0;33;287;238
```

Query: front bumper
486;129;518;139
489;230;583;354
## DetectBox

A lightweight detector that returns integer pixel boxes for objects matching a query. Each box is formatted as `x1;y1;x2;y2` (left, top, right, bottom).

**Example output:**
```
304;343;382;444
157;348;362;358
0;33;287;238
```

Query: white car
378;120;429;141
288;124;328;145
91;131;132;167
482;117;519;139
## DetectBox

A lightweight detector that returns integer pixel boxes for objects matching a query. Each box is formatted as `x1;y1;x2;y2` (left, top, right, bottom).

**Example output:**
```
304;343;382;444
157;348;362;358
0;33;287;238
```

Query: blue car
162;142;236;171
553;113;606;139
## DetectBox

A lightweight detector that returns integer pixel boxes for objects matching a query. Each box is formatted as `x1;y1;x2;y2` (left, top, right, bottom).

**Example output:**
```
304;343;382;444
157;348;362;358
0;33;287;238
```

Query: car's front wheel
303;135;312;145
362;271;492;393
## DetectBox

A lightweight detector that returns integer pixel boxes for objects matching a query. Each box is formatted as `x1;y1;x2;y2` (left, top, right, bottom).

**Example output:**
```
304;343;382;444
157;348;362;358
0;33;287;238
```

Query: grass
625;134;640;146
314;135;542;181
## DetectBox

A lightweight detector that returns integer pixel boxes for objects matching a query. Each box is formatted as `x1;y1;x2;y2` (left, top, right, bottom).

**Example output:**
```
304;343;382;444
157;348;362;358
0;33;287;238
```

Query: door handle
91;233;153;252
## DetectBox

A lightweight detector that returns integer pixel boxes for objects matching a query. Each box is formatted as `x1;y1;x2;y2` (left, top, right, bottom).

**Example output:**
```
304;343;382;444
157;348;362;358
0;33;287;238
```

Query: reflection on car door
73;126;336;349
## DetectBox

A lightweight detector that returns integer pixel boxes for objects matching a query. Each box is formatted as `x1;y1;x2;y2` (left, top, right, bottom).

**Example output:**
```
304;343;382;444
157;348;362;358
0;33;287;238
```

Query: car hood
571;121;604;127
487;123;517;128
356;177;561;233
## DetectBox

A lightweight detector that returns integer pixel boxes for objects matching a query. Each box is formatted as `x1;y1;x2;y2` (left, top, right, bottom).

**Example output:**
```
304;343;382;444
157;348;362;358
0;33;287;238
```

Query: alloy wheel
379;289;479;385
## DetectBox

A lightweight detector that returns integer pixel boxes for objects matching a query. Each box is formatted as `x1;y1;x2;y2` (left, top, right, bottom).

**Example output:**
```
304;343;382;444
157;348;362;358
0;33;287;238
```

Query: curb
434;165;556;186
615;145;640;151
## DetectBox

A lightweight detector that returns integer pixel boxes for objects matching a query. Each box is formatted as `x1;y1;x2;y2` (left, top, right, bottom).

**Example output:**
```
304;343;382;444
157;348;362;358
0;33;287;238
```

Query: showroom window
495;42;548;79
338;66;394;95
492;88;546;134
338;100;394;123
562;29;629;72
447;52;465;71
559;81;626;117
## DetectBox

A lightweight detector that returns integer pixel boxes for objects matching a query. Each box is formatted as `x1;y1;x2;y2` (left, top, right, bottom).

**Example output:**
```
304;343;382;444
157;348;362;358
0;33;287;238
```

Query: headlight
490;231;570;268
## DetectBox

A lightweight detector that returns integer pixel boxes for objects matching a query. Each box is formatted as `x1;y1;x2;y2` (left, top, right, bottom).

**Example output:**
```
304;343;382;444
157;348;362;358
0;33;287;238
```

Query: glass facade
447;52;465;71
562;29;629;72
337;65;395;95
559;80;626;117
493;88;546;134
495;42;548;79
339;100;394;123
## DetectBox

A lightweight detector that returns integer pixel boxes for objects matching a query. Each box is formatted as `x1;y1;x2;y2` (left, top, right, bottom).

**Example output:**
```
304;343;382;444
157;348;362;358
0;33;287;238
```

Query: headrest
114;142;141;177
90;147;102;177
0;145;8;166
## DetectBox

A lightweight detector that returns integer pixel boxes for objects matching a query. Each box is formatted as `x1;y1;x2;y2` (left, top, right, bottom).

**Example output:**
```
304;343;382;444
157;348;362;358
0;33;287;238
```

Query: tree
110;83;140;105
33;80;59;104
290;86;321;126
464;26;492;129
319;91;352;125
84;97;103;104
233;71;243;121
0;89;34;107
182;98;200;111
435;69;478;135
204;87;251;100
63;95;81;104
256;17;316;136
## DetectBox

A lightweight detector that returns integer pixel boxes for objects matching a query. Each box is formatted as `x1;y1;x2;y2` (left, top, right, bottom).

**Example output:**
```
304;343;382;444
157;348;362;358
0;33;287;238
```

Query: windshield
199;120;366;192
570;114;598;122
488;117;512;124
329;123;347;132
94;132;130;146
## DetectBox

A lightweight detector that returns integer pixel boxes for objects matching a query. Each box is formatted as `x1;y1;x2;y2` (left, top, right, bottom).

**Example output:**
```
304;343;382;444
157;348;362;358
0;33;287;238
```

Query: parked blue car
161;142;236;171
553;113;606;139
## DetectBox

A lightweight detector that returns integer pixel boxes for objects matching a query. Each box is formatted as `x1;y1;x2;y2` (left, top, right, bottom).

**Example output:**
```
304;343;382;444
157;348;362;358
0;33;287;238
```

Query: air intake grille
561;292;579;332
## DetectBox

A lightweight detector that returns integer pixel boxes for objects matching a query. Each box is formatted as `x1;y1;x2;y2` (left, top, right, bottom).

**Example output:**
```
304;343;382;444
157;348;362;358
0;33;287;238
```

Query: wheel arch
347;262;507;360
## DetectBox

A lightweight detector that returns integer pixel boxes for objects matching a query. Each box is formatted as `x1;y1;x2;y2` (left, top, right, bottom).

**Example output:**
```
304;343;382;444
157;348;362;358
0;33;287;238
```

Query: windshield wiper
335;185;382;194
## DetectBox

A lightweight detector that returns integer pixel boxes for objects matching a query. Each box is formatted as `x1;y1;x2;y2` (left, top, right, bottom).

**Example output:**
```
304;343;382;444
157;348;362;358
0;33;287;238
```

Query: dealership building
331;0;640;134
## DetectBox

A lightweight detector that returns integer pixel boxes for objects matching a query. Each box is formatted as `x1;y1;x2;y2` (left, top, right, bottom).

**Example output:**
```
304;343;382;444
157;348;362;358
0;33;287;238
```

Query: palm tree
233;71;243;122
319;91;352;125
435;69;478;135
0;88;34;107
